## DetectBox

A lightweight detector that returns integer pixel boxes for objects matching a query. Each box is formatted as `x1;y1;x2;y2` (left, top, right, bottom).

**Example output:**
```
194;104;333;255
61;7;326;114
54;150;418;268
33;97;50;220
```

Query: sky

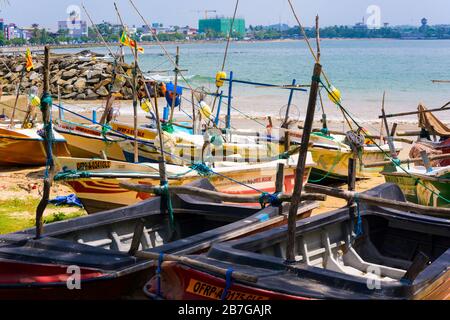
1;0;450;31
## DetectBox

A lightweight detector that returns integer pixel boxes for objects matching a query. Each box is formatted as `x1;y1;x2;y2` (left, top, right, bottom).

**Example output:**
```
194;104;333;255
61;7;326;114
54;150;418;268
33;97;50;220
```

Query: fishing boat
143;183;450;300
0;123;70;166
54;119;127;161
307;131;403;183
0;179;318;300
381;164;450;208
54;152;314;214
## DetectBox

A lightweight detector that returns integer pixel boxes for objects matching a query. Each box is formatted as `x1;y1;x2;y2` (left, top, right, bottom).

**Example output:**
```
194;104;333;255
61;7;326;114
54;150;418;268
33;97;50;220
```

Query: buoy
30;95;41;107
160;82;167;96
215;71;227;88
199;101;212;119
328;86;341;105
141;99;152;113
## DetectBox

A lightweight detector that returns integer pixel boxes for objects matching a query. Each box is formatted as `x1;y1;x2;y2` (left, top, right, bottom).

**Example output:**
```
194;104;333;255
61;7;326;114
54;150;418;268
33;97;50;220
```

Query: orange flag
25;48;34;71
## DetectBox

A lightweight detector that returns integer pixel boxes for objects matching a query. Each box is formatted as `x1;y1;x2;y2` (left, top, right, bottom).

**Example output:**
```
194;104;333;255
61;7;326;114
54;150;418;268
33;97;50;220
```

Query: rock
84;69;102;79
62;92;77;99
94;78;111;90
86;92;99;100
63;84;74;94
33;62;43;71
29;71;40;81
73;78;87;93
96;86;109;97
86;78;100;84
99;73;111;80
92;63;108;71
75;93;86;100
65;77;77;85
122;87;133;99
61;69;78;80
56;78;67;86
14;65;23;72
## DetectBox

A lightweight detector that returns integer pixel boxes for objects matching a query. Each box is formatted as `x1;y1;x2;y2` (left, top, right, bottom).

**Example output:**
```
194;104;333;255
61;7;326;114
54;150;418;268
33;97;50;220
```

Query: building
179;25;198;36
198;17;245;36
58;20;88;38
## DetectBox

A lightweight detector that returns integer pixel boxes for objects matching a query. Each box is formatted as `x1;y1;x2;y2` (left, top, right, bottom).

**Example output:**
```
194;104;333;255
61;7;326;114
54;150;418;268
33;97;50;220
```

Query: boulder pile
0;51;154;100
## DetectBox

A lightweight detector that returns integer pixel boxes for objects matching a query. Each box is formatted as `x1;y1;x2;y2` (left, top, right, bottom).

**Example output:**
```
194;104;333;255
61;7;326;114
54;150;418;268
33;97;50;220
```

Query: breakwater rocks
0;50;156;100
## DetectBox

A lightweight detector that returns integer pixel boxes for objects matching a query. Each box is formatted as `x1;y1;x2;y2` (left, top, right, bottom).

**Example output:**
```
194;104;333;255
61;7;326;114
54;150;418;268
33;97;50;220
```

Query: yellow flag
120;31;144;53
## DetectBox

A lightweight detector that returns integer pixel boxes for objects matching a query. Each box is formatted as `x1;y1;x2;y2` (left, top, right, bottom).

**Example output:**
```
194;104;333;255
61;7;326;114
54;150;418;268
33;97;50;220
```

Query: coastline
2;37;450;54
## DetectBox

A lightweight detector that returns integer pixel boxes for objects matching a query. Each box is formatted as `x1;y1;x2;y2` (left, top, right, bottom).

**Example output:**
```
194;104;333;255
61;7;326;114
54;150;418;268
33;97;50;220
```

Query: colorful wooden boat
0;179;318;300
54;153;314;214
307;132;403;183
54;120;128;161
382;165;450;208
55;119;283;165
144;183;450;300
0;124;70;166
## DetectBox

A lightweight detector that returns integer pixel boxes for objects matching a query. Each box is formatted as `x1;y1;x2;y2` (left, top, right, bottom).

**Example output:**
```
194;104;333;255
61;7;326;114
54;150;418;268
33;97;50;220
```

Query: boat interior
0;180;287;270
208;184;450;285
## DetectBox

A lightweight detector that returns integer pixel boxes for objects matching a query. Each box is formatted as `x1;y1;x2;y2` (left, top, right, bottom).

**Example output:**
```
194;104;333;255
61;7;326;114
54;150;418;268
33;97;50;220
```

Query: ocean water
56;39;450;122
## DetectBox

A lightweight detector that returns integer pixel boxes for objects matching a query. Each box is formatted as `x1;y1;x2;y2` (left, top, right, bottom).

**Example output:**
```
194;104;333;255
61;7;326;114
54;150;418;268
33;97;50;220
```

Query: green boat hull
383;173;450;208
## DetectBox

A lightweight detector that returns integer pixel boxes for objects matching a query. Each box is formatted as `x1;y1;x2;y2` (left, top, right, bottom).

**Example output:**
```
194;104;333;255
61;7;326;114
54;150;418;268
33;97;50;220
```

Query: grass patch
43;211;86;224
0;197;86;234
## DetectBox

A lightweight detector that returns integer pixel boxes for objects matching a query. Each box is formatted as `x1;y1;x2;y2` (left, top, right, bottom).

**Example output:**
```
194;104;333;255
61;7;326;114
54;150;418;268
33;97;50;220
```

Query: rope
354;193;363;237
161;122;174;133
221;267;234;300
40;93;54;179
156;252;164;297
259;192;282;208
160;182;175;227
54;169;91;181
308;149;342;183
189;162;212;177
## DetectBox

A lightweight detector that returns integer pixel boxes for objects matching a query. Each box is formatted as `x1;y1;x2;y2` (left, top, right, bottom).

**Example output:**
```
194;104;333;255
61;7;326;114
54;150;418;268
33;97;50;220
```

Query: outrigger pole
286;62;322;262
35;46;53;239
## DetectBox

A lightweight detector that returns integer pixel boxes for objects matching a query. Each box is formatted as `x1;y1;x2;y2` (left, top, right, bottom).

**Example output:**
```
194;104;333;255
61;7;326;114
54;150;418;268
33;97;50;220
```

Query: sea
55;39;450;123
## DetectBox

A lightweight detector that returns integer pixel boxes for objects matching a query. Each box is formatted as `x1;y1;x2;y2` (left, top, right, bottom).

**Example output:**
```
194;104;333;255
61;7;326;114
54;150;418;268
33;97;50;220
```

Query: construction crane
193;10;217;19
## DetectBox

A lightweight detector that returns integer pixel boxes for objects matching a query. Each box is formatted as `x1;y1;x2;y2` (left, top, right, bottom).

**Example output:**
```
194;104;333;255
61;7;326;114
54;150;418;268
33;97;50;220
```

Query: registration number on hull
186;279;269;300
76;160;112;170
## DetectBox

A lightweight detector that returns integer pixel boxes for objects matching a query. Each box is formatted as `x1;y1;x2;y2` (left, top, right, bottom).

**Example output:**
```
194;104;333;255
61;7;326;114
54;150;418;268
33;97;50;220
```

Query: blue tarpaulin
49;194;83;208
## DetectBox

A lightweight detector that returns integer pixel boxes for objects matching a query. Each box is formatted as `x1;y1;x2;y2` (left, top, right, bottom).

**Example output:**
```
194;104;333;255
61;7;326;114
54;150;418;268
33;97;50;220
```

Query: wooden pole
9;68;25;128
152;82;168;183
347;147;358;238
132;43;139;163
305;183;450;218
420;150;433;173
381;92;397;159
119;182;326;203
275;163;285;215
380;105;450;119
168;46;180;122
315;15;321;62
390;123;398;137
364;153;450;168
191;90;196;134
286;63;322;262
35;46;53;239
310;128;413;144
